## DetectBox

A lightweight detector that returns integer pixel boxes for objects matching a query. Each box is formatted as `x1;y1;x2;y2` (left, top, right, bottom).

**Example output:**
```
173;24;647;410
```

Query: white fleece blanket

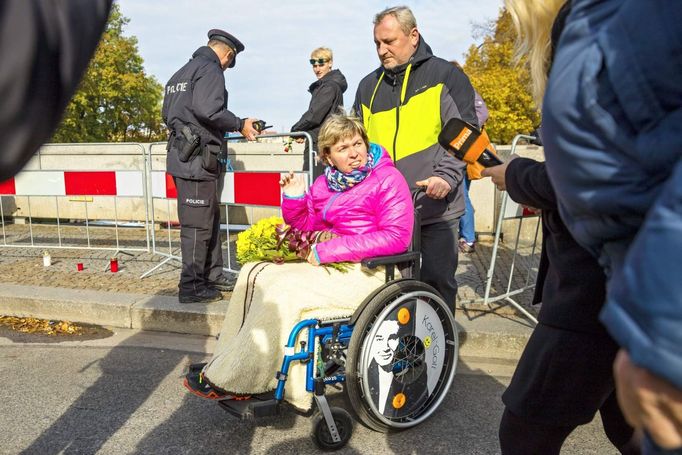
203;261;387;411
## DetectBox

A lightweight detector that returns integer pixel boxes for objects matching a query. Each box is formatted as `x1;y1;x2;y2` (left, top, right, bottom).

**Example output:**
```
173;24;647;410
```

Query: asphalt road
0;328;618;454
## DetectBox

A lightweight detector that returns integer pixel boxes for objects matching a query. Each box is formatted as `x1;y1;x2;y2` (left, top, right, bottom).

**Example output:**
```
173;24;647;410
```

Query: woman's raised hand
279;171;306;197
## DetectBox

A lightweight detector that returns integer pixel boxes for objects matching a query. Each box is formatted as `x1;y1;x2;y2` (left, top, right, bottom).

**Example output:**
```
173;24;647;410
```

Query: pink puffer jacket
282;145;414;264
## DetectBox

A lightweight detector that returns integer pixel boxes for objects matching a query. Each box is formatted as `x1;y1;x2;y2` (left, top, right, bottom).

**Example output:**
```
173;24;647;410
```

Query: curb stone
0;283;533;359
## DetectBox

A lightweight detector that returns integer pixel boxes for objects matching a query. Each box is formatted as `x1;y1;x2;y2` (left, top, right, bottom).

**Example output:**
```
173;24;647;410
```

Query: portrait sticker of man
365;299;446;418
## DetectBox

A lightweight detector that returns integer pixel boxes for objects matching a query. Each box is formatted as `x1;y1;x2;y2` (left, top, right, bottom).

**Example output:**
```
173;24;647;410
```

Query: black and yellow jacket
353;37;478;224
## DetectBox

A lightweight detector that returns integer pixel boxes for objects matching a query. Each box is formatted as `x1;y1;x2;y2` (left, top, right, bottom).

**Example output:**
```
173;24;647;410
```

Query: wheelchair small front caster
311;406;353;450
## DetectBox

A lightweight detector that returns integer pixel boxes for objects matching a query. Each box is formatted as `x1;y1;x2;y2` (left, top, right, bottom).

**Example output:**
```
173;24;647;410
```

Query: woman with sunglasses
291;47;347;179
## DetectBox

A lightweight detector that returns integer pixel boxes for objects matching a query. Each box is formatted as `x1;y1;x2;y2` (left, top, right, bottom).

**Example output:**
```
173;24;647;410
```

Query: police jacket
353;37;478;225
543;0;682;388
291;69;347;149
162;46;242;181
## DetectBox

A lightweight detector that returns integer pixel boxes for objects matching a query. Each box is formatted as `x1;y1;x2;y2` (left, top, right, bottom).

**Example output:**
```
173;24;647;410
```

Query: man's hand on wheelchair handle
279;171;306;197
415;176;451;199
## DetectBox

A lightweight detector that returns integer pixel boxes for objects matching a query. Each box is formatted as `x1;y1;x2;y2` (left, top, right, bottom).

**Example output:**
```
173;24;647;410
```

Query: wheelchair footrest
217;392;280;420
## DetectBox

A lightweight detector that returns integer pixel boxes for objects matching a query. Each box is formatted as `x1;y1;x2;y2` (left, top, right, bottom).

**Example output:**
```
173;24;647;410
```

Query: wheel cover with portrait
346;280;457;431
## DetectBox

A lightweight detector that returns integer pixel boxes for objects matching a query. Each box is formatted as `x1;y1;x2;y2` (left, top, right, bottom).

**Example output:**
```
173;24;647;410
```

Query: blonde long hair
505;0;566;105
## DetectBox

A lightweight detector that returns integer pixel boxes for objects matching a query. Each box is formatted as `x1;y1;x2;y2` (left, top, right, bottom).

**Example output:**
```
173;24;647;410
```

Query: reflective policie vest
361;64;443;161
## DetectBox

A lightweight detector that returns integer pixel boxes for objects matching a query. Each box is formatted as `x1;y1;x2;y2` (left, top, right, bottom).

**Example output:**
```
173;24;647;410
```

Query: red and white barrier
0;171;145;197
144;169;311;277
150;171;308;207
503;198;541;219
0;167;150;255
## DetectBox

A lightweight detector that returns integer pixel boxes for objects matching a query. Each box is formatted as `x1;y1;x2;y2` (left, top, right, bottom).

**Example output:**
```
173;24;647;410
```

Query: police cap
207;29;244;68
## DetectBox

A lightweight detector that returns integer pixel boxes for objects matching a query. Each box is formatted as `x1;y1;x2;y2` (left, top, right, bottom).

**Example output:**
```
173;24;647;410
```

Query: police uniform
161;29;244;303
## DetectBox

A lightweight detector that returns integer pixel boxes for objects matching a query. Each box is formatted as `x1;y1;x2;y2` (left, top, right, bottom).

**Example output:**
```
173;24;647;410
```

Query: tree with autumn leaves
52;4;165;143
463;8;540;145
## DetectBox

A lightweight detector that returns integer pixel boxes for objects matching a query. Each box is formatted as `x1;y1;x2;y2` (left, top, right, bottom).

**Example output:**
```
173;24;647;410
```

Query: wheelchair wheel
346;280;458;432
311;407;353;450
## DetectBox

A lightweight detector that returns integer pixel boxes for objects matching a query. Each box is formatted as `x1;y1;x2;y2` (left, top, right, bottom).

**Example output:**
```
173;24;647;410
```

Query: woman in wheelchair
184;113;414;407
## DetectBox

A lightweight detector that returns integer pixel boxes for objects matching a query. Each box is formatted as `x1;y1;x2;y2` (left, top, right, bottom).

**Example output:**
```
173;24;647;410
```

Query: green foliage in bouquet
236;216;351;272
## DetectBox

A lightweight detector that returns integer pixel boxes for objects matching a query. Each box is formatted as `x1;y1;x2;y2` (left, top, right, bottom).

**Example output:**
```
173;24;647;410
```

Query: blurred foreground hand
614;349;682;449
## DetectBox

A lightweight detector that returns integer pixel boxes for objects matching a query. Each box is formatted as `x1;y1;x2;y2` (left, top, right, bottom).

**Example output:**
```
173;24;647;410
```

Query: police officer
162;29;260;303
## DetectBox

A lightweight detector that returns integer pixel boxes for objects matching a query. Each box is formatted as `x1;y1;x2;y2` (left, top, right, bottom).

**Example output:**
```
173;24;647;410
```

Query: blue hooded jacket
542;0;682;388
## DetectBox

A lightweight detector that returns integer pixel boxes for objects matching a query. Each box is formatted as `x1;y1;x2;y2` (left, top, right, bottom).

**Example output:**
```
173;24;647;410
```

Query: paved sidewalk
0;223;540;359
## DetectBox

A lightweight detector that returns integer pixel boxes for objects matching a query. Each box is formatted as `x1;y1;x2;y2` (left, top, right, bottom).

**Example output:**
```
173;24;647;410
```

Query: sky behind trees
117;0;504;132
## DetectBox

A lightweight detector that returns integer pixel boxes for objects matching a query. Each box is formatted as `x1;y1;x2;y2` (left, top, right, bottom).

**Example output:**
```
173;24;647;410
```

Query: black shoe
183;368;251;401
188;362;207;374
178;288;223;304
208;275;236;292
183;369;231;400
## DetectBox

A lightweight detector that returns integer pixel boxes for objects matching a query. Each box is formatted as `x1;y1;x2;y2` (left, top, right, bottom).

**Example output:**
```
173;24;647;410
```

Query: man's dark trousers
420;218;460;310
174;177;224;295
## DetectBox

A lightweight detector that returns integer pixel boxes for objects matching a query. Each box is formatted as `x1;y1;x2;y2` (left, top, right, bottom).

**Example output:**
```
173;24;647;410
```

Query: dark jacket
291;69;347;149
0;0;112;181
543;0;682;387
353;37;478;225
505;157;608;334
162;46;242;181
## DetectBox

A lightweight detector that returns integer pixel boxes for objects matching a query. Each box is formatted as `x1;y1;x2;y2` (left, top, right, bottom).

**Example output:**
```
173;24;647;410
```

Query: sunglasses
309;58;328;66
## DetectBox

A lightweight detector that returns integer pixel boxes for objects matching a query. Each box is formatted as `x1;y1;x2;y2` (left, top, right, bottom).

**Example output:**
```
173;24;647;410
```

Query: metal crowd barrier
0;143;150;260
0;135;542;318
476;134;542;324
140;132;313;278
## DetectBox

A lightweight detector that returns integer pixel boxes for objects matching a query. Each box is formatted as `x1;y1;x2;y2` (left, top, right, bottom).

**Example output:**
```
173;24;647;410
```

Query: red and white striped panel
151;171;309;207
503;197;540;219
151;172;178;199
0;171;145;197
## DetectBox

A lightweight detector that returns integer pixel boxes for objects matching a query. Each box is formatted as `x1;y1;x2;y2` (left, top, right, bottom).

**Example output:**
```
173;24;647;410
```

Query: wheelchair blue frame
274;319;354;400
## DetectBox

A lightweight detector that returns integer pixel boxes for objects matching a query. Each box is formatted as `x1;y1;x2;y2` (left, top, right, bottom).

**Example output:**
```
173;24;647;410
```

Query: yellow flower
236;217;285;264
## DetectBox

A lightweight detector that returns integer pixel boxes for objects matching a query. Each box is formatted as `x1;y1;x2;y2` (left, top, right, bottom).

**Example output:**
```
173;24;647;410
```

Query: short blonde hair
317;113;369;160
311;47;333;62
505;0;566;105
374;6;417;35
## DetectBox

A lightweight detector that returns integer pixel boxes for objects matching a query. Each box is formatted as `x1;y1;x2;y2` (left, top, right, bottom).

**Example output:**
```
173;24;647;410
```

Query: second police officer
162;29;260;304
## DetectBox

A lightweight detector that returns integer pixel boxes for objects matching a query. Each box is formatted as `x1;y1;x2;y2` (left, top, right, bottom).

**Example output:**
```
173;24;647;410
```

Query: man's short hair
317;112;370;160
311;47;333;62
374;6;417;35
208;39;233;53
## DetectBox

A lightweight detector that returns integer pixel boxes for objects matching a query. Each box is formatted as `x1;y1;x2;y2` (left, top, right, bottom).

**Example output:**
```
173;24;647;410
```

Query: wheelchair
217;208;459;451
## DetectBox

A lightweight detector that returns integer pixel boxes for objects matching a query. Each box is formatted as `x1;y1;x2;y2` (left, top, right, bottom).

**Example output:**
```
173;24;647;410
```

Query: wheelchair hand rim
357;289;458;428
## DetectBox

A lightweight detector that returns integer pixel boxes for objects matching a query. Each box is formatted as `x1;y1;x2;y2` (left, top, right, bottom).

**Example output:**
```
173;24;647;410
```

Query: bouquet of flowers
236;216;351;272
